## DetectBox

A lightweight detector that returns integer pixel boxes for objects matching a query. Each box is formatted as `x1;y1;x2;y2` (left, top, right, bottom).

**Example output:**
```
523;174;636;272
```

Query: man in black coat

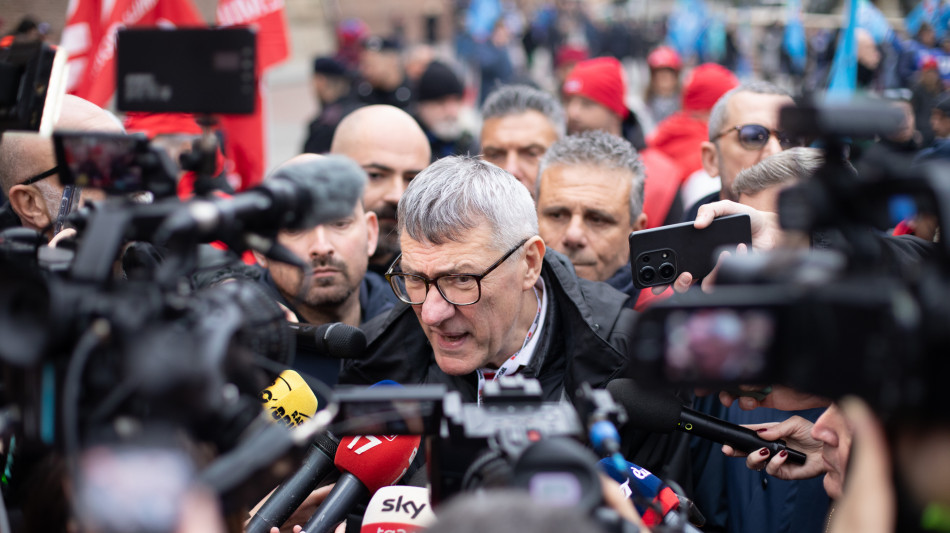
339;155;633;404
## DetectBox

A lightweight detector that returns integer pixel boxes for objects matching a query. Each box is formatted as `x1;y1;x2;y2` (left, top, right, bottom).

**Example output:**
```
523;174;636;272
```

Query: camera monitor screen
116;27;256;114
53;131;144;191
663;308;775;383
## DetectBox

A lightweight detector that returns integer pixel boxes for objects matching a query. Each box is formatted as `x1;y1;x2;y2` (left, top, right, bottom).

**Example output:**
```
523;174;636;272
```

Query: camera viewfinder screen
664;309;774;382
57;134;143;191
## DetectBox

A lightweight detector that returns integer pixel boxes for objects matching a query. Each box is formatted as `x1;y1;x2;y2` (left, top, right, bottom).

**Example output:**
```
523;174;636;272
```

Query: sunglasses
713;124;804;151
20;165;60;186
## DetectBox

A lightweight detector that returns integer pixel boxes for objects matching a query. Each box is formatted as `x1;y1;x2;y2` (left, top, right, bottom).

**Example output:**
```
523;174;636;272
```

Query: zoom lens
639;265;656;283
659;262;675;279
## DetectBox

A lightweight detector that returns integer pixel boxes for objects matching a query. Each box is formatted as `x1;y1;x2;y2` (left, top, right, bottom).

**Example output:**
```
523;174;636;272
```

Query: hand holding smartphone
629;214;752;290
53;184;82;234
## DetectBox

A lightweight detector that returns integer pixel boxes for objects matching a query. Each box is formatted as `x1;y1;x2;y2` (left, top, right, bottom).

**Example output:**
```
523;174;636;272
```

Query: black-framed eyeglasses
19;166;60;186
385;238;530;306
712;124;803;151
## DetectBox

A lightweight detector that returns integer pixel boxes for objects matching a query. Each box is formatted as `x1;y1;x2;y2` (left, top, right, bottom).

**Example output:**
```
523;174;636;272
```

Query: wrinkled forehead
398;225;502;273
482;111;559;149
725;92;793;129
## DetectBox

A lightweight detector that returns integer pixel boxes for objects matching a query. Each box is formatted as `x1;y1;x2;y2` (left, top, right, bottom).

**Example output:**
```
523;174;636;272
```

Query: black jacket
340;250;633;403
341;251;695;489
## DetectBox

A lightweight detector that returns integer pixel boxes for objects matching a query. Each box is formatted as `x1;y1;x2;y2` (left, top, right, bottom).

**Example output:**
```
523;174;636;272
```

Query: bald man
0;95;123;238
330;104;431;271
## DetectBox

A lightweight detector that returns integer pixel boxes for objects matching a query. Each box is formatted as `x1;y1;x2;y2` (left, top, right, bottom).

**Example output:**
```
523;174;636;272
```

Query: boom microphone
606;379;807;465
289;322;368;360
301;433;421;533
155;155;365;245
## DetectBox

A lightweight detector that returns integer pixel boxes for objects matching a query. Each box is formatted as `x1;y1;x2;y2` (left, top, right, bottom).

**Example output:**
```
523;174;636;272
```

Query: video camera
0;40;66;134
0;26;374;533
325;376;648;532
626;98;950;421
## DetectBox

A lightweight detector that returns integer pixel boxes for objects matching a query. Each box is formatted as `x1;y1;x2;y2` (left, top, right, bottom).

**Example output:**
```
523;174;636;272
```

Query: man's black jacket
340;250;694;488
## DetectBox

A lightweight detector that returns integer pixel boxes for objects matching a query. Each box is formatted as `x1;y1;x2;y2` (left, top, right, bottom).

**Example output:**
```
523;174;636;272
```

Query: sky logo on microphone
360;486;434;533
380;496;427;519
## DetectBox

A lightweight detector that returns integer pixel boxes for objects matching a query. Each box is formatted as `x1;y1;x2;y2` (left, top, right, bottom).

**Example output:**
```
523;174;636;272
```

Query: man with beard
330;105;432;274
253;154;397;380
412;60;475;160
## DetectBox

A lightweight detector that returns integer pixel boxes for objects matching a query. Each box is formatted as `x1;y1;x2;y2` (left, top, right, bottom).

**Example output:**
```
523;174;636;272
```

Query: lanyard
476;284;543;405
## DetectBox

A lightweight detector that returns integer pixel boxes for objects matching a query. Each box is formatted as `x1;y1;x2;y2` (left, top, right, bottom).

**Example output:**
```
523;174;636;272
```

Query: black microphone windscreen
606;379;684;433
312;431;340;458
291;323;367;359
319;323;367;359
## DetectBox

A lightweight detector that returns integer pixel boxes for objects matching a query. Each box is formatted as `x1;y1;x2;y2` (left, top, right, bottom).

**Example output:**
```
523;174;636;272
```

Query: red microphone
300;434;421;533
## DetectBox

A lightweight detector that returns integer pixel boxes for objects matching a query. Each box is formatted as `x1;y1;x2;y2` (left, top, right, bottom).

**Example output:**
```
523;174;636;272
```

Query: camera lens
639;265;656;283
641;255;650;263
659;262;675;279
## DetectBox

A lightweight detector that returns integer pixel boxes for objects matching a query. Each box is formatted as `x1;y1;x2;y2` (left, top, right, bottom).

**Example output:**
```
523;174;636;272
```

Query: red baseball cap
647;46;682;71
563;57;629;119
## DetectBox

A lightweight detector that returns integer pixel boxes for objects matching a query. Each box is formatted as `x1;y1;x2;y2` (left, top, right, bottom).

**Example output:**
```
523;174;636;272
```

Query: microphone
301;433;421;533
288;322;368;360
358;486;434;533
245;433;340;533
246;371;337;533
155;155;365;245
598;458;700;529
606;379;807;465
260;370;320;428
200;371;326;493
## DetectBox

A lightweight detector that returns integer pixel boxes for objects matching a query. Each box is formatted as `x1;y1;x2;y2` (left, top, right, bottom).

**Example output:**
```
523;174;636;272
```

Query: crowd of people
2;3;950;533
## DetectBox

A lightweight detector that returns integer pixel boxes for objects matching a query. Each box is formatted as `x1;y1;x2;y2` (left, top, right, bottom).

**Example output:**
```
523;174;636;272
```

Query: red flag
216;0;290;190
61;0;103;94
63;0;205;107
216;0;289;71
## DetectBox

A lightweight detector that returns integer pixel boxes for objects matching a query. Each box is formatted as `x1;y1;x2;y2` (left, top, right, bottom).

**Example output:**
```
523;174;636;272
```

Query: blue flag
828;0;859;101
466;0;501;41
857;0;893;44
906;0;942;39
667;0;708;62
785;0;807;73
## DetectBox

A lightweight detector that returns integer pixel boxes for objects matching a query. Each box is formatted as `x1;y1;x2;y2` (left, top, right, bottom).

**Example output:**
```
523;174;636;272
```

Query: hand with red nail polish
721;415;825;480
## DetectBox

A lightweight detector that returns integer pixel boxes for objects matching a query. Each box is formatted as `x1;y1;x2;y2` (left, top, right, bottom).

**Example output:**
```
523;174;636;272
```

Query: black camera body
331;376;635;531
625;99;950;421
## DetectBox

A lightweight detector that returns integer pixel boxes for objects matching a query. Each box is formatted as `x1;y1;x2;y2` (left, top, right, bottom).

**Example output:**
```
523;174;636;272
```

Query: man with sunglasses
685;82;799;221
339;155;633;405
0;95;122;237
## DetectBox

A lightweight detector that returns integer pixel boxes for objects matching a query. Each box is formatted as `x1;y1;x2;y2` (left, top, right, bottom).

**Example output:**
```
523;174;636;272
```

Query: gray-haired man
479;85;565;195
339;155;631;404
536;130;648;306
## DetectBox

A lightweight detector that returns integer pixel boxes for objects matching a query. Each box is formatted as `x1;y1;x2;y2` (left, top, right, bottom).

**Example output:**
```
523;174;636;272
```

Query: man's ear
252;250;268;268
365;210;379;257
521;236;546;291
8;184;52;232
700;141;720;178
632;212;648;232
